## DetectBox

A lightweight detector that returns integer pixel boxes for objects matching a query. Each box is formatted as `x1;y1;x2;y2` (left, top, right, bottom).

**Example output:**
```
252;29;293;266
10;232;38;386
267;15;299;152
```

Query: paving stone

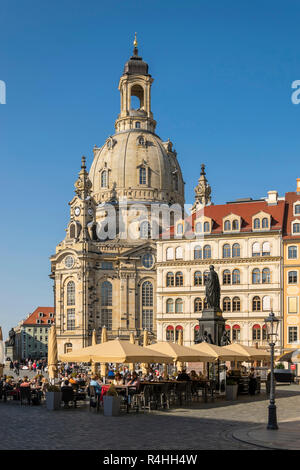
0;384;299;450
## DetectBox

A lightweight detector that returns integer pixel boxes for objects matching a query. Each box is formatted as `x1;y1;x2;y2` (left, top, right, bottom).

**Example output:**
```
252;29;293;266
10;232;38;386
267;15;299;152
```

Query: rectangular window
288;271;298;284
288;327;298;343
142;309;153;331
101;309;112;330
288;297;298;314
288;246;298;259
67;309;75;330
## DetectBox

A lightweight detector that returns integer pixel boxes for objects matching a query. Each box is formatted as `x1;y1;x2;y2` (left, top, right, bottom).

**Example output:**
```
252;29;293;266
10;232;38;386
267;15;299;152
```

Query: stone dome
89;129;184;207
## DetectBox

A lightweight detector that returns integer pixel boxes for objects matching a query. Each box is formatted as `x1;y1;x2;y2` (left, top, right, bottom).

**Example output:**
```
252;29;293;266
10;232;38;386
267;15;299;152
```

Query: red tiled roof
164;199;285;237
283;192;300;240
23;306;55;325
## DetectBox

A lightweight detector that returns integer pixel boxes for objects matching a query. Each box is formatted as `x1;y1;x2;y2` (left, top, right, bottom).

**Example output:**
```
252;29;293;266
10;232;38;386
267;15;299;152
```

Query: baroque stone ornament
74;156;92;199
193;163;211;210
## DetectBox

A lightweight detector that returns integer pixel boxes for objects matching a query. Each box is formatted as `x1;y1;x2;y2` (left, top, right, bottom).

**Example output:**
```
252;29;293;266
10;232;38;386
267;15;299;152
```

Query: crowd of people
8;359;48;375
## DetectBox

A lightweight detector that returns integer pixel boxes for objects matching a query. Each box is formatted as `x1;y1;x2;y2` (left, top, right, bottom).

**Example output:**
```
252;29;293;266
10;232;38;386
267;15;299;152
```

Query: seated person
127;372;140;390
189;370;199;380
90;375;102;395
20;378;31;388
177;369;190;381
113;373;124;386
61;380;74;407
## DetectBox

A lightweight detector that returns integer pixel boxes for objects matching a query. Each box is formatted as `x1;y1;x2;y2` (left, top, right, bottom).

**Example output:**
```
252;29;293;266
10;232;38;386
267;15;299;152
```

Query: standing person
9;361;14;371
248;367;257;395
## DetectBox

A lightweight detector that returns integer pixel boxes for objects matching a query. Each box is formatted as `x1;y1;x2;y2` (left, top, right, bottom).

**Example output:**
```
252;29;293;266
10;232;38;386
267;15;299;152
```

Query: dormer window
294;203;300;215
223;214;240;232
292;221;300;234
232;220;239;230
203;222;210;232
39;312;43;318
195;222;202;234
253;212;271;231
224;220;231;231
254;218;260;229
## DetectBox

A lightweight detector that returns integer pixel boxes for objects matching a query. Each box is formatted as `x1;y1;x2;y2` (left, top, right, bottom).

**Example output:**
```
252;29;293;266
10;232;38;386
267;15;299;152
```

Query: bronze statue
205;265;220;310
8;328;16;346
220;329;231;346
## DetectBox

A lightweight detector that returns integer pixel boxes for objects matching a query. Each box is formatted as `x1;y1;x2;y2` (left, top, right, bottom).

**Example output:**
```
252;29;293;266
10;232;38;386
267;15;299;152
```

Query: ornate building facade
156;169;284;353
282;180;300;356
50;40;184;356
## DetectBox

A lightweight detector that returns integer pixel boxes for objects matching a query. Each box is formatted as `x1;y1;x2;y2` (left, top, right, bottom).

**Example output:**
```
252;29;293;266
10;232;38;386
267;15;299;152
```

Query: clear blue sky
1;0;300;339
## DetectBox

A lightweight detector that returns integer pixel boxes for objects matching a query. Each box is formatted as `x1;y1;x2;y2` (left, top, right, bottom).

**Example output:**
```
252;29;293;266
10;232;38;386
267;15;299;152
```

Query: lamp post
264;310;280;430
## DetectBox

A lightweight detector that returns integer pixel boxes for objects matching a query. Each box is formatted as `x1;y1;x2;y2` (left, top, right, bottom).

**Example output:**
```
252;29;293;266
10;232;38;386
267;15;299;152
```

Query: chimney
297;178;300;195
267;190;278;205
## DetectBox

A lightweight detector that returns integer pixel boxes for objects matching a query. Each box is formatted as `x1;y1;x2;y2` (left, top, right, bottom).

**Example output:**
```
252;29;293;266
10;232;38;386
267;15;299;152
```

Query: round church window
142;253;154;269
65;255;74;269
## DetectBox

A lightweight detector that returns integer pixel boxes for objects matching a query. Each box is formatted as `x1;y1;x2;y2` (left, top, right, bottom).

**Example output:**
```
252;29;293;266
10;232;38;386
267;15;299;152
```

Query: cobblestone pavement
1;385;300;450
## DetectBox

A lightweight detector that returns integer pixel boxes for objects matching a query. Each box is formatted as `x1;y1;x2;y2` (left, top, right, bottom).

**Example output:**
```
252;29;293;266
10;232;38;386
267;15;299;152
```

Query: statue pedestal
197;308;226;346
5;345;16;362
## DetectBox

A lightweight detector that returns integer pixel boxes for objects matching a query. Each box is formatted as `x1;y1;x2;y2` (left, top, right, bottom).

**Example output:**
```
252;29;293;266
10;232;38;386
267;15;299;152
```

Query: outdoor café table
114;385;139;413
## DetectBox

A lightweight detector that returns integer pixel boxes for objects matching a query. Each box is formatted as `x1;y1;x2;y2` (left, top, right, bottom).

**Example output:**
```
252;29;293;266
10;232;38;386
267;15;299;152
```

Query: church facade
50;40;184;356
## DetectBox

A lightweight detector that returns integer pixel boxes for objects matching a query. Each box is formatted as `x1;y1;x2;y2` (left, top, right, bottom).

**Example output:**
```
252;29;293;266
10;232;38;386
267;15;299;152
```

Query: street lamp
264;310;280;430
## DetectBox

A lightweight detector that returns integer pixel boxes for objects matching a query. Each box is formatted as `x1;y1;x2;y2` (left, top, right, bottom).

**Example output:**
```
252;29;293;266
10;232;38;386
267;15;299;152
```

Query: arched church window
101;170;108;188
139;167;147;185
140;221;151;239
101;281;112;307
101;281;112;330
135;121;141;129
142;281;153;331
67;281;75;306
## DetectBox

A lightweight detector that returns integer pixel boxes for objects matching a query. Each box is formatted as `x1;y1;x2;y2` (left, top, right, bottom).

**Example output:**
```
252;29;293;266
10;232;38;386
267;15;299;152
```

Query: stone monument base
198;307;226;346
5;345;16;362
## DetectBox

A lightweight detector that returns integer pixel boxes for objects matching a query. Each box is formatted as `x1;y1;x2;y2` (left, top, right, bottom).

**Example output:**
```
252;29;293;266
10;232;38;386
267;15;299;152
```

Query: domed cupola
88;35;185;210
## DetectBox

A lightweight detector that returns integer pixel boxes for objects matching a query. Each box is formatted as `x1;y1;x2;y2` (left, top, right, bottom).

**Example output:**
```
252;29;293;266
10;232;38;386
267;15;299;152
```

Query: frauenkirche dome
89;37;185;208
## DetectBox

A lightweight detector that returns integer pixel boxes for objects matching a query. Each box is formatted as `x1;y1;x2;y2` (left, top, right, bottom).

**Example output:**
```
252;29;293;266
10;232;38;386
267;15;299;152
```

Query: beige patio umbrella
146;342;216;362
0;327;4;377
222;343;270;361
48;325;58;382
91;329;98;375
100;326;108;378
60;339;173;364
191;343;249;361
129;332;135;372
141;329;149;374
176;329;184;371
